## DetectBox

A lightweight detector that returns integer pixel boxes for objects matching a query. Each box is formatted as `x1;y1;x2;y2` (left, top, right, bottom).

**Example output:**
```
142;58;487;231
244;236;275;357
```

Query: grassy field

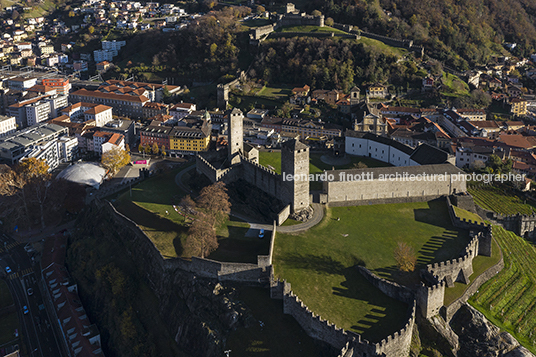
226;287;328;356
273;200;470;341
256;85;292;100
470;226;536;354
468;185;536;215
358;36;409;57
453;206;484;223
443;238;501;305
259;151;389;175
114;165;265;262
440;71;470;97
259;151;390;190
0;280;19;346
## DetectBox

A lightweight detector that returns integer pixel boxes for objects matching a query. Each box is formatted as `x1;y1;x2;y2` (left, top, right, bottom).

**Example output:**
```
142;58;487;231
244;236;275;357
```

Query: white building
46;94;69;118
23;139;60;170
84;105;113;127
93;50;114;63
0;115;16;137
57;135;79;162
8;77;38;91
101;40;126;52
26;100;51;126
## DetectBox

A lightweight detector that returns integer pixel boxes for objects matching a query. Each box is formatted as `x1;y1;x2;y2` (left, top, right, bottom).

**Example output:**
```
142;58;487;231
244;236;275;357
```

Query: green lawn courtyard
114;164;268;261
259;151;390;190
273;199;471;341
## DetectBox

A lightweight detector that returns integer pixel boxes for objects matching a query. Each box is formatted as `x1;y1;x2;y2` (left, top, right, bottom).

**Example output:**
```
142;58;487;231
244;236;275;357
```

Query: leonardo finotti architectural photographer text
282;172;525;184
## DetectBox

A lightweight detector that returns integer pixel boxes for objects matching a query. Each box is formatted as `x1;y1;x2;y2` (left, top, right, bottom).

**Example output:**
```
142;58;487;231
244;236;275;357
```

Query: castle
197;108;310;215
195;108;504;356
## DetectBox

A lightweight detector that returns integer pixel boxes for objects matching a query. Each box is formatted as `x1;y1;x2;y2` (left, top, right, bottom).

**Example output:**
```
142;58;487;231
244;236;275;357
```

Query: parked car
5;266;11;274
23;306;29;315
258;229;264;239
27;288;33;296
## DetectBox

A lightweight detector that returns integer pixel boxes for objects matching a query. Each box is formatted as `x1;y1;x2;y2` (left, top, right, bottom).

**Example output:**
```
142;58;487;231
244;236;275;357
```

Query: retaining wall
241;155;282;198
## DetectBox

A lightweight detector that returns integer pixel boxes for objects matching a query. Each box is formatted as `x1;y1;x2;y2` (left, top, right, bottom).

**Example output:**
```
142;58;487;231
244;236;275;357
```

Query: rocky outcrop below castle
451;304;535;357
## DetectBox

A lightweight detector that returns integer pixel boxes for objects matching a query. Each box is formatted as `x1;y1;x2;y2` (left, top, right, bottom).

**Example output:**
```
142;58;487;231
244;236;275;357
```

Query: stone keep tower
228;108;244;165
281;139;310;213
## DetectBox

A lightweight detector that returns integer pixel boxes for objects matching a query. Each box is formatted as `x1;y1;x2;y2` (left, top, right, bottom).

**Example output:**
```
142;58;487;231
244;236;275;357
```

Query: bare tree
186;214;218;258
196;181;231;226
394;242;417;272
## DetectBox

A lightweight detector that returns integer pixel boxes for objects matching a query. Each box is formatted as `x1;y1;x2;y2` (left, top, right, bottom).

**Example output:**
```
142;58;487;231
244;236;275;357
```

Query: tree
88;25;95;34
394;242;417;272
186;213;218;258
161;145;166;156
0;158;62;229
179;195;197;215
256;5;265;14
325;17;334;26
196;181;231;227
312;10;322;17
152;143;159;155
101;146;131;176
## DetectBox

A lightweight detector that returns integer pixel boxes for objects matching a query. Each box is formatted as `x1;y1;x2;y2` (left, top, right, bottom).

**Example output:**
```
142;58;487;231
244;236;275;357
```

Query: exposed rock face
291;205;314;222
450;304;535;357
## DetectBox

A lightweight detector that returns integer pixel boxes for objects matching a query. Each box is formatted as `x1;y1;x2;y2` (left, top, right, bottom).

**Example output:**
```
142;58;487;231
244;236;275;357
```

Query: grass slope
468;185;536;215
452;206;483;223
274;200;470;341
114;165;265;262
470;226;536;354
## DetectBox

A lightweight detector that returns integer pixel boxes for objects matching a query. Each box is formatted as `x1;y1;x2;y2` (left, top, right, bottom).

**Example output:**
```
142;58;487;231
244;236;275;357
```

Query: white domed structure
56;162;106;188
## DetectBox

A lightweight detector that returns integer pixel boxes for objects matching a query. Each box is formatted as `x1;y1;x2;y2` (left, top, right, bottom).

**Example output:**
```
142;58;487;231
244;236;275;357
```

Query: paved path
174;163;325;233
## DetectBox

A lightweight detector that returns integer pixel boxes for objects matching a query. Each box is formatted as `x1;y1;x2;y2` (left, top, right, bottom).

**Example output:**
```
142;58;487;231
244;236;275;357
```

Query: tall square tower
228;108;244;165
281;139;310;212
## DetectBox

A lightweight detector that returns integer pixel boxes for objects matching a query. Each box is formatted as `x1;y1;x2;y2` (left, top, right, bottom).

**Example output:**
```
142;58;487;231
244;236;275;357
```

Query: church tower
350;86;360;106
281;139;310;213
228;108;244;165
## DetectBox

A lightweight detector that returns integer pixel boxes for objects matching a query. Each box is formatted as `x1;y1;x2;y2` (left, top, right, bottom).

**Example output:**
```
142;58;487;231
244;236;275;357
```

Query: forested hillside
289;0;536;69
252;37;424;90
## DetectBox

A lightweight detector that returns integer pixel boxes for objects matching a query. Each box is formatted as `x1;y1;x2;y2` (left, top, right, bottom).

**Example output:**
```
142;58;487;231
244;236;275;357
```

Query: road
0;234;64;357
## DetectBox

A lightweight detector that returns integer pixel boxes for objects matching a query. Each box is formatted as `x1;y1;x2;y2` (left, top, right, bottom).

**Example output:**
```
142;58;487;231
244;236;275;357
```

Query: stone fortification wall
102;200;271;285
452;193;477;213
196;154;218;182
271;273;417;356
283;288;350;349
426;235;479;287
489;211;536;239
323;168;466;205
356;266;415;304
277;205;290;225
241;155;282;198
446;195;489;231
270;32;358;40
443;252;504;322
417;281;446;319
250;23;278;40
278;13;324;27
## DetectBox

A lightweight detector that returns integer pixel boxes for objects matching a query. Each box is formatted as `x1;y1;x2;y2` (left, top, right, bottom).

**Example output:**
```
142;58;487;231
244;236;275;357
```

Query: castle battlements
376;303;415;348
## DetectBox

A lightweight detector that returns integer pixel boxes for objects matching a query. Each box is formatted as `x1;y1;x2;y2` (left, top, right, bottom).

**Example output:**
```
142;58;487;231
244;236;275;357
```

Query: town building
0;115;16;137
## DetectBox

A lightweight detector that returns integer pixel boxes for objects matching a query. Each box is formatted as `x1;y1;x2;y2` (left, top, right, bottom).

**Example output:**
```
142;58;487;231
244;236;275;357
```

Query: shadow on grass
115;199;187;256
279;253;350;275
332;267;409;342
208;226;270;263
